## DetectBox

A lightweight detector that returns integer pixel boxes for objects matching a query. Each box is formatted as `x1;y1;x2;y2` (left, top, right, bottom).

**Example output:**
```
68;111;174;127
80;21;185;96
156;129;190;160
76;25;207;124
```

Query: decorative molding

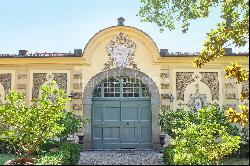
160;73;169;79
161;83;169;89
161;105;170;111
103;32;138;70
160;105;166;110
73;104;83;111
226;93;236;99
73;74;82;79
225;82;235;89
161;94;169;100
72;92;83;99
73;83;83;89
17;84;26;89
178;101;186;107
18;74;27;79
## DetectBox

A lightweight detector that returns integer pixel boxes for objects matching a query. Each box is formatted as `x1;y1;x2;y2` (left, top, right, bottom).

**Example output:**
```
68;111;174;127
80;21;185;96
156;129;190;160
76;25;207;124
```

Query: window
93;77;150;98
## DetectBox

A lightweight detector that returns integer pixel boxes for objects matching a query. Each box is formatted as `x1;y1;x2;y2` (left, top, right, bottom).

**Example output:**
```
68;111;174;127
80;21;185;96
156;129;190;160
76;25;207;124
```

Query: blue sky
0;0;248;54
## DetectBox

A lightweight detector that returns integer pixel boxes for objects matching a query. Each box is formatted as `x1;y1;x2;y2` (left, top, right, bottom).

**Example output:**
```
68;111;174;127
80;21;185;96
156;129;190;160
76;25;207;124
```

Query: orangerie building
0;18;249;150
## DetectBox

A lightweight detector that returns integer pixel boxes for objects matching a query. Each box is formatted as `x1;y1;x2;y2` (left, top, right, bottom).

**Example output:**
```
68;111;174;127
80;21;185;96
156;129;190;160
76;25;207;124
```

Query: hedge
37;141;80;165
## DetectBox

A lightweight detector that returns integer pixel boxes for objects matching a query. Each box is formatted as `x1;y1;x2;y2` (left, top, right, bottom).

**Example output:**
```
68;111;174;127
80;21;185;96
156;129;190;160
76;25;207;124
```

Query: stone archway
82;67;160;149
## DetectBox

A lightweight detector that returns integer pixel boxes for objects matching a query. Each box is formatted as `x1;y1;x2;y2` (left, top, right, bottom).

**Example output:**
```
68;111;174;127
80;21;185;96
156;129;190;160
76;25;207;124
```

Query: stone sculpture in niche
188;84;209;112
103;32;138;70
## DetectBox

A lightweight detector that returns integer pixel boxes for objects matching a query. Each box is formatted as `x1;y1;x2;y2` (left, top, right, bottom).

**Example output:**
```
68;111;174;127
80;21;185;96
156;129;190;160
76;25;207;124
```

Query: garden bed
0;141;80;165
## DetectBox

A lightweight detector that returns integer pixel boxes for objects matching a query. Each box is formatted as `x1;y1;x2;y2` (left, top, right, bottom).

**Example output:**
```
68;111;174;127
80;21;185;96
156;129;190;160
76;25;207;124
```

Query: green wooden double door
92;98;152;149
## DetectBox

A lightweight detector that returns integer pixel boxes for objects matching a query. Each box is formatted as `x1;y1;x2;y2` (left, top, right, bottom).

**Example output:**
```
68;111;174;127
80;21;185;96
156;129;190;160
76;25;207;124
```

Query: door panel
92;99;151;149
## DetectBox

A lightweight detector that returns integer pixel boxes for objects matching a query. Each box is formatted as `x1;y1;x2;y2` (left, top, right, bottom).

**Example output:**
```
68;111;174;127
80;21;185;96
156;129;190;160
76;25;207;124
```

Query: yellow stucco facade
0;25;249;150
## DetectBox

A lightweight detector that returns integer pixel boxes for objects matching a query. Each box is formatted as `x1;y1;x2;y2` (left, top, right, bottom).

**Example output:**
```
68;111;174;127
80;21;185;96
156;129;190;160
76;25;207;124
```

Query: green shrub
57;111;88;142
39;140;60;153
37;142;80;165
160;105;241;165
158;108;196;138
158;105;239;139
163;145;175;165
0;81;69;155
0;139;16;154
228;127;249;158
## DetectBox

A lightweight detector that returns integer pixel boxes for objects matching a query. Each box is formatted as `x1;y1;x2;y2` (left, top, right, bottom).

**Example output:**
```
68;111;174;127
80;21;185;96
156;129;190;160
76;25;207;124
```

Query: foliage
39;140;60;153
161;105;241;165
158;108;197;138
163;145;175;165
227;105;249;127
224;62;249;127
57;111;88;142
37;142;80;165
228;127;249;158
225;62;249;84
158;105;239;138
0;139;16;154
0;154;17;165
138;0;249;66
0;81;69;155
138;0;249;126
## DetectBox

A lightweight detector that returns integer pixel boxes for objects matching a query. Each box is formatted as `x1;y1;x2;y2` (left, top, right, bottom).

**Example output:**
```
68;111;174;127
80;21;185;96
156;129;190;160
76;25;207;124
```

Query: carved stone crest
103;33;138;70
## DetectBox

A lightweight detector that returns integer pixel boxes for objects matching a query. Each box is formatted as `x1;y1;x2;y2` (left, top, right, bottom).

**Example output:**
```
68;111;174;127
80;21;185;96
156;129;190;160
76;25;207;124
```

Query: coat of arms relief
103;32;138;70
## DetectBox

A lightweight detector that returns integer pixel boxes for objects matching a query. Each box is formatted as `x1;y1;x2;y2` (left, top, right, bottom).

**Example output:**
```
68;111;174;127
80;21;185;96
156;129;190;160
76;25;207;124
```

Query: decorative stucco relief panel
0;73;12;105
176;72;195;100
0;73;12;94
200;72;219;100
242;80;249;93
103;32;138;70
174;70;221;111
53;73;68;92
32;73;68;99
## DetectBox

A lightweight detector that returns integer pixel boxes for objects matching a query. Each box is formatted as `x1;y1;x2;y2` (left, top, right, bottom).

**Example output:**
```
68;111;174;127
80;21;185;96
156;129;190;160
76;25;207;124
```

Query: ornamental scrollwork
103;32;138;70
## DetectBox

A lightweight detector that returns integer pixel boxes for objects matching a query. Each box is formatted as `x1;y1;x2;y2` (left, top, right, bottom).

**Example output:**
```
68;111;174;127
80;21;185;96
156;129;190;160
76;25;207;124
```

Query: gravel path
77;150;164;165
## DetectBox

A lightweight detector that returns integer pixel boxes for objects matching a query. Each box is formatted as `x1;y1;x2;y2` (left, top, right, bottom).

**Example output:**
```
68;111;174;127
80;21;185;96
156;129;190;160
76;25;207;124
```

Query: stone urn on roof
117;17;125;26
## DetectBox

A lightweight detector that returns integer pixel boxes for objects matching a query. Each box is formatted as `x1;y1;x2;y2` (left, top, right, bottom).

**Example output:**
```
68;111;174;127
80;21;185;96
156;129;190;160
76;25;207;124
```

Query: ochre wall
0;25;249;149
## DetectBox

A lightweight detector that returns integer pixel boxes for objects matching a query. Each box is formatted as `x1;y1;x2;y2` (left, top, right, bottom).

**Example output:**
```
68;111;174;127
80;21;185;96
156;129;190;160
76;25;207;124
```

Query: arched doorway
92;76;151;149
82;68;160;150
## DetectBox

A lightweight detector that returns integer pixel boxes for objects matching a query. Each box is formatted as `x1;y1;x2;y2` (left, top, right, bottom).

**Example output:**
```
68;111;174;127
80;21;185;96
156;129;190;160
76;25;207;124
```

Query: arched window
93;77;150;98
